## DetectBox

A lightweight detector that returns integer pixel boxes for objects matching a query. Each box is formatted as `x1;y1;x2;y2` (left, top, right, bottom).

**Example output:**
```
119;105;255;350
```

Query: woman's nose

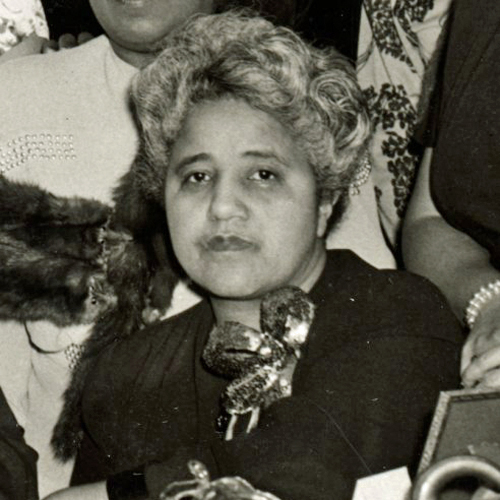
208;178;247;221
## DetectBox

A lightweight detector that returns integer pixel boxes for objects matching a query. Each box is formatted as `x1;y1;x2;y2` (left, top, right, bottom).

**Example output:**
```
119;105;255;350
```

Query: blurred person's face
89;0;214;66
165;98;332;300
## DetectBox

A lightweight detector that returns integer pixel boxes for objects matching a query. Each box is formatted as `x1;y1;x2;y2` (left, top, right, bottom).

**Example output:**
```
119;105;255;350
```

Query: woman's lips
115;0;147;7
205;235;255;252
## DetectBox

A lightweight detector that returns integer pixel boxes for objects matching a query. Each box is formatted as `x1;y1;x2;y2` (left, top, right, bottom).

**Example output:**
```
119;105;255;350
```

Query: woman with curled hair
48;11;462;500
131;11;369;214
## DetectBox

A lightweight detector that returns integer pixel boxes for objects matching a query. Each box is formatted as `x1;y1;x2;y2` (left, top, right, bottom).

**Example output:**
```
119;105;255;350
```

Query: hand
0;33;46;63
461;299;500;388
0;31;94;64
43;482;107;500
42;32;94;53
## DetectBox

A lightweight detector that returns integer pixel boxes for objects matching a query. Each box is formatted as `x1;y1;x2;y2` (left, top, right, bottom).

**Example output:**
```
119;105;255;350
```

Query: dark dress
0;389;38;500
72;250;462;500
423;0;500;268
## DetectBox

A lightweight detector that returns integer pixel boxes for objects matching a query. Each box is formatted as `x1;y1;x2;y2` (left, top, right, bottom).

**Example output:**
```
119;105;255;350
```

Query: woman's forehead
170;98;305;162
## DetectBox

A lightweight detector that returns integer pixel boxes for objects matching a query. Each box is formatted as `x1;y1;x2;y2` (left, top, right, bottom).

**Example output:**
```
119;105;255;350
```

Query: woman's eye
249;169;277;182
184;171;211;184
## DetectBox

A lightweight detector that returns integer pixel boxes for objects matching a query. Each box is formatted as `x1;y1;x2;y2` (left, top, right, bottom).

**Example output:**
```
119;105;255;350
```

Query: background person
357;0;452;251
403;0;500;389
0;0;94;63
0;0;48;62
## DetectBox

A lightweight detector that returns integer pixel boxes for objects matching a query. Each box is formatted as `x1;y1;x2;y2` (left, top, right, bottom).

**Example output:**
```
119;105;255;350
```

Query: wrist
465;279;500;328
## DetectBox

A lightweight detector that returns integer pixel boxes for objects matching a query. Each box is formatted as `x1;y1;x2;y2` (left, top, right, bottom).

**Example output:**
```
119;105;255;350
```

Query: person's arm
403;147;500;387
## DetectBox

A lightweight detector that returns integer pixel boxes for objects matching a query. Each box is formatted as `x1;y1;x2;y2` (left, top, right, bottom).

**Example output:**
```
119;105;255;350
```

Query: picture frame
418;388;500;474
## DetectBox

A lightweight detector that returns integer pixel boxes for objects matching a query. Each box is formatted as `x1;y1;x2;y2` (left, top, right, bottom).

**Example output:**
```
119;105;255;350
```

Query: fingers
41;32;94;53
478;368;500;389
474;327;500;358
462;344;500;388
461;331;476;374
58;33;78;49
461;320;500;374
41;38;58;53
461;326;490;374
77;32;94;45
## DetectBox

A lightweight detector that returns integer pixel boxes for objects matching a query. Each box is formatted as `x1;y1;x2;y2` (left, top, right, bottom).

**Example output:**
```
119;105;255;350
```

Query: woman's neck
210;297;262;331
210;245;327;330
109;40;158;69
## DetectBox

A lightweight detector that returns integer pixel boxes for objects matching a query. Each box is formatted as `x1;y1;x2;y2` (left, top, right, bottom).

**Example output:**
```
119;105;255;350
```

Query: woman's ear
316;191;340;238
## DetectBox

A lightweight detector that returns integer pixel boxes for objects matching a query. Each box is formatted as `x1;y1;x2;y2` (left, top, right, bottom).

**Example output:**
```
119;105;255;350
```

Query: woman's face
89;0;214;54
165;98;332;300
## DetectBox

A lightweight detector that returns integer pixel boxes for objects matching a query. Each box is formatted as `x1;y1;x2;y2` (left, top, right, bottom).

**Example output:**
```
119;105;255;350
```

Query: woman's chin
202;278;264;301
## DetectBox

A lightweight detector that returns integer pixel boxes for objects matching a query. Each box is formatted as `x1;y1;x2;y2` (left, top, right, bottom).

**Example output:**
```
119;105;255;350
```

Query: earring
349;153;372;196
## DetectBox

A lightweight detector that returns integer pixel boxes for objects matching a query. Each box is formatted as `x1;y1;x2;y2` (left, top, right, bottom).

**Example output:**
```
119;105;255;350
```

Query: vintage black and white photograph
0;1;499;499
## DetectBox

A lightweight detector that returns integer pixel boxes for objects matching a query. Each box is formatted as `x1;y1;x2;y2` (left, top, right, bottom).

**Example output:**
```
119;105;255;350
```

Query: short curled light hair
129;10;371;207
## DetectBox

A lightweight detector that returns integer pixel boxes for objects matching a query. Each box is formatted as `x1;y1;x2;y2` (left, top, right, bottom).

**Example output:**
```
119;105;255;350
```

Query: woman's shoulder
93;300;212;375
120;298;210;344
323;249;447;295
0;35;115;126
0;35;109;83
317;250;463;343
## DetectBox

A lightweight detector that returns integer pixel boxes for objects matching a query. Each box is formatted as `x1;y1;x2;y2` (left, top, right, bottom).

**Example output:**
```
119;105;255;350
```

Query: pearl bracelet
465;279;500;328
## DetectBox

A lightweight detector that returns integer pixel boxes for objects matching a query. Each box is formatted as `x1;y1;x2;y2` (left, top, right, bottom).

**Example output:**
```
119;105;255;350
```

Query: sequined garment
0;133;76;176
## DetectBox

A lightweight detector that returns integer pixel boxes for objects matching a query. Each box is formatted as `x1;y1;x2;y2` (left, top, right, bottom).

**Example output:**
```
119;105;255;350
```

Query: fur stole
0;175;179;459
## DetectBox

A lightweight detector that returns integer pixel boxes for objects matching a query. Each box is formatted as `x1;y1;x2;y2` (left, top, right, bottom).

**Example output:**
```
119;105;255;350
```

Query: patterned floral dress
0;0;48;55
357;0;451;247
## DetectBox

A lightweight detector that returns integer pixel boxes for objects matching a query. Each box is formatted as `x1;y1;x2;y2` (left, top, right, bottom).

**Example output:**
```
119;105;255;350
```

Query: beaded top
0;133;76;175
